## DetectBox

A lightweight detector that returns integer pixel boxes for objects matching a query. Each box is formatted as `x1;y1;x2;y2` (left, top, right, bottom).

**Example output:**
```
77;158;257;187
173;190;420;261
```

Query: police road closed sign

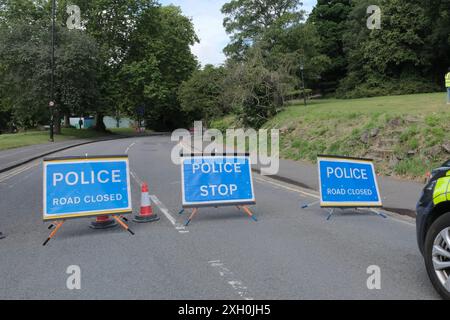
43;156;132;220
181;156;255;208
318;156;382;208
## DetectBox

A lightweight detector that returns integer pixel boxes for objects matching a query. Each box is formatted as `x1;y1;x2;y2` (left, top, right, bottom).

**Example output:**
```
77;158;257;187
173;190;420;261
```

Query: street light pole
49;0;56;142
300;63;307;107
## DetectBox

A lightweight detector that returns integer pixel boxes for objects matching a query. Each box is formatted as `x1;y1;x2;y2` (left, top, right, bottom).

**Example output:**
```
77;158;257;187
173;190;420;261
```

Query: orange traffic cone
90;215;118;229
133;183;159;223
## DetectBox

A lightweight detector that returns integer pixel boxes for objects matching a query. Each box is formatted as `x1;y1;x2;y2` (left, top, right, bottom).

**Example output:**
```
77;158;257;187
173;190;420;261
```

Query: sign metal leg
301;200;319;209
370;208;388;219
326;209;335;221
43;220;65;246
112;216;135;235
185;208;198;226
239;206;258;222
178;209;185;215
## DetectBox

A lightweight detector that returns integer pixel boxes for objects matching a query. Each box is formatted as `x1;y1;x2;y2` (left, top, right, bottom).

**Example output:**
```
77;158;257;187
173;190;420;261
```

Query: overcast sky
160;0;317;66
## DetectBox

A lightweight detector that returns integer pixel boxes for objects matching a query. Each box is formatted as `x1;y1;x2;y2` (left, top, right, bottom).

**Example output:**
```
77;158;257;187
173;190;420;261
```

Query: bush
336;75;441;99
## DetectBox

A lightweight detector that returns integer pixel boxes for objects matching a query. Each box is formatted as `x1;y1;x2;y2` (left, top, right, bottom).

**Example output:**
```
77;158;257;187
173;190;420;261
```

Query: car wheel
425;212;450;300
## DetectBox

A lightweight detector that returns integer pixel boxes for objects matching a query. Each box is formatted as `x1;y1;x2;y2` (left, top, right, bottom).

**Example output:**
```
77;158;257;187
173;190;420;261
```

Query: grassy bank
212;92;450;180
0;128;113;151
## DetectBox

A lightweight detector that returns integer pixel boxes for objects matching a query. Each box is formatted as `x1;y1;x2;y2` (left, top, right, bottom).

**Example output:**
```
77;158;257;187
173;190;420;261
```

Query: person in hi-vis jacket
445;68;450;104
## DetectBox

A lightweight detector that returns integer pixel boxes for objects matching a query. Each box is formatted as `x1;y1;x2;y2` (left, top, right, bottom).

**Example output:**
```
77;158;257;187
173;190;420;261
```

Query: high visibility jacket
446;73;450;88
433;171;450;205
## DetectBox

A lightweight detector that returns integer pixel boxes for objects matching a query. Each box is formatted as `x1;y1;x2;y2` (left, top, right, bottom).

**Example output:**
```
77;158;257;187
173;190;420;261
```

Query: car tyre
425;212;450;300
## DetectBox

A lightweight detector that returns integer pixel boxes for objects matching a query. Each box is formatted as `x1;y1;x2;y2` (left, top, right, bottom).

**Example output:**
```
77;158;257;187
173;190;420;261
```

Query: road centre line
125;141;177;228
208;260;254;300
129;168;188;233
150;195;189;233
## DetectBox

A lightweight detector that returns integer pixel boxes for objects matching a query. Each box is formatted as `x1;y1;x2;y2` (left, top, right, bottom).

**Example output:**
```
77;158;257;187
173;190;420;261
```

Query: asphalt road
0;136;440;299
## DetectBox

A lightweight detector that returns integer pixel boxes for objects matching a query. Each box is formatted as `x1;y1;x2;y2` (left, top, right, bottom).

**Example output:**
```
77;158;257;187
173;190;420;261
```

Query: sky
160;0;318;67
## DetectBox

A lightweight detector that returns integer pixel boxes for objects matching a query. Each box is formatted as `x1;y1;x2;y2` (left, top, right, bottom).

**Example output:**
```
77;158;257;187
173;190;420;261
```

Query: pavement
0;136;439;299
0;132;167;173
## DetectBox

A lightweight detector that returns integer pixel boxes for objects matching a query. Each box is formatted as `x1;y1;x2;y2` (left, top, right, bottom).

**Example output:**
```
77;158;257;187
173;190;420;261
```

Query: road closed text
326;187;373;196
52;193;124;206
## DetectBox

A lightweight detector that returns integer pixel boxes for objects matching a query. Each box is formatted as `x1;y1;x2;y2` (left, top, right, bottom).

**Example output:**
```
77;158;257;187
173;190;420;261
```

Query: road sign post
48;101;55;142
42;155;134;245
302;155;386;220
179;154;257;225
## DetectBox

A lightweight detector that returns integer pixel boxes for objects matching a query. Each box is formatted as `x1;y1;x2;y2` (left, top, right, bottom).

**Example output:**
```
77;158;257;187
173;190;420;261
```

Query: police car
417;160;450;299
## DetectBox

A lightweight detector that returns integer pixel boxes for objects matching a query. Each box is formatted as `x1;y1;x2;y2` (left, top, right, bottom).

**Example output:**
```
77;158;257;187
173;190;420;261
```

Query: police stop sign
181;155;255;208
43;156;132;220
317;155;382;208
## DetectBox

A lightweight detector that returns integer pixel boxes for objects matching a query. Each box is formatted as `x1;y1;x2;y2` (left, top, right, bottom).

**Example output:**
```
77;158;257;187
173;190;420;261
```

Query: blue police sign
43;156;132;220
181;155;255;208
318;156;382;208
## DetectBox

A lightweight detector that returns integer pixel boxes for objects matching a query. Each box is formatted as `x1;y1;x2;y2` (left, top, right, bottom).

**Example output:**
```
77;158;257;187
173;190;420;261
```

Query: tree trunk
54;110;61;134
94;112;106;132
64;114;70;128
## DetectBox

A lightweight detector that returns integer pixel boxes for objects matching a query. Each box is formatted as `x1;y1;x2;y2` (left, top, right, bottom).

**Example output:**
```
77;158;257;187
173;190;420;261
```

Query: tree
221;0;304;59
56;29;101;127
223;45;296;128
80;0;161;130
0;0;199;132
308;0;352;94
422;0;450;86
117;5;199;130
0;3;101;131
338;0;442;98
178;65;226;125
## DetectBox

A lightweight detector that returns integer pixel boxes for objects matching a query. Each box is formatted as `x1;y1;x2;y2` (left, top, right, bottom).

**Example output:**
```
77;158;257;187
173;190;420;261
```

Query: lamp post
300;63;307;107
49;0;56;142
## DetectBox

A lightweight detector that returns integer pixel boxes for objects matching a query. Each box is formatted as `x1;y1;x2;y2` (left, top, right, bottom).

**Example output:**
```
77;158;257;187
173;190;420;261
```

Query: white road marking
130;170;142;185
0;161;40;183
255;176;320;199
125;142;136;154
8;170;35;188
255;174;415;225
208;260;253;300
150;195;189;234
130;169;188;234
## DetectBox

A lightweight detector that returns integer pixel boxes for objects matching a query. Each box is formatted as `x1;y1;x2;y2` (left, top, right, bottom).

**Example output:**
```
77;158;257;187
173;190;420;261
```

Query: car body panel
433;173;450;205
416;166;450;255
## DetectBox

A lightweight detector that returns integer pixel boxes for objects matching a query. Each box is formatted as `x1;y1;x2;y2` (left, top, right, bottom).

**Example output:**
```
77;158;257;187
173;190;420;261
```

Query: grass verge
0;128;112;151
212;92;450;180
